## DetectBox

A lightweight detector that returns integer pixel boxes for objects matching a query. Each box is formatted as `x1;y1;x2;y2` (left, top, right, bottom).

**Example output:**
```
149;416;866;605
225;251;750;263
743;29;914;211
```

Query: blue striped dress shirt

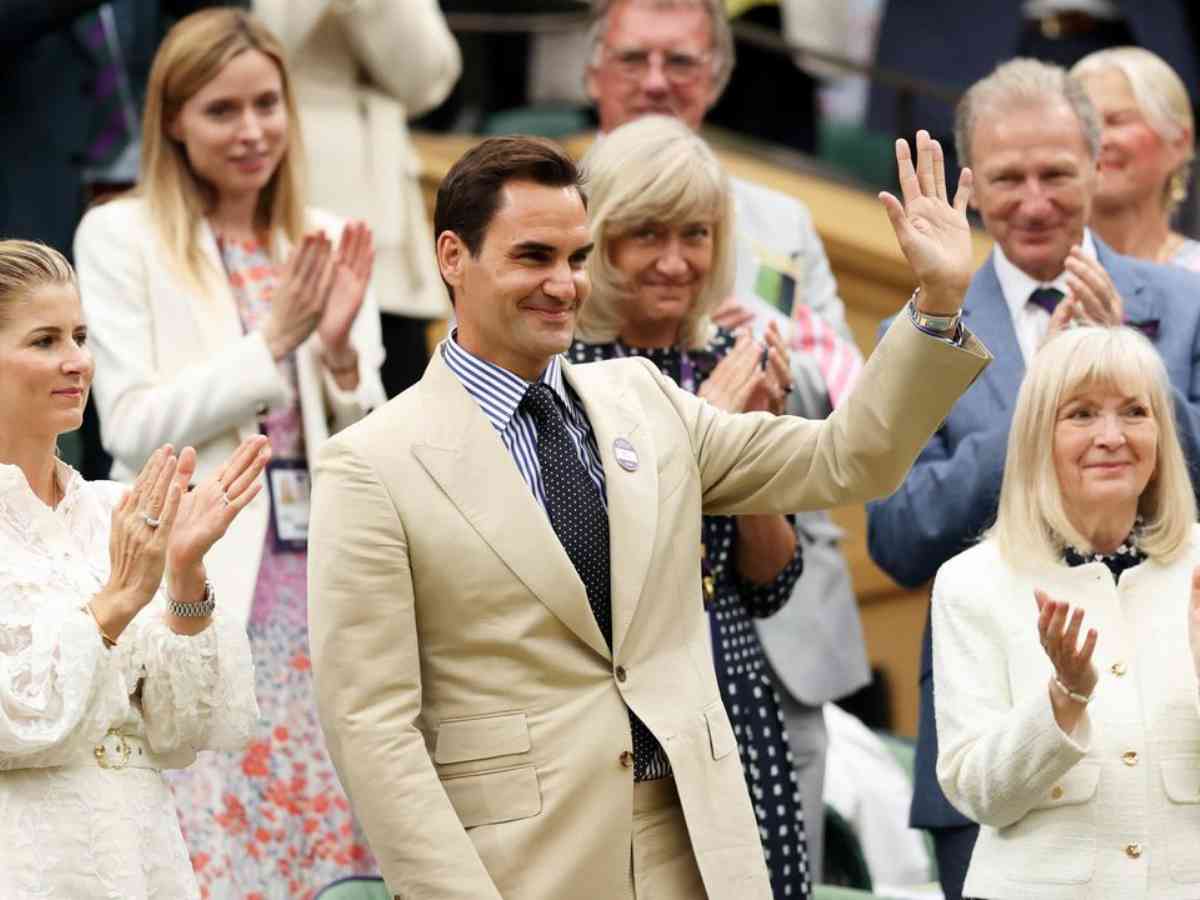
441;334;607;510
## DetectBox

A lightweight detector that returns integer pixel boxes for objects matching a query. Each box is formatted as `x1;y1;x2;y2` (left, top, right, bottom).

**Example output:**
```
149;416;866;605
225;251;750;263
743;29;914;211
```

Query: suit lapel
963;255;1026;411
563;359;659;657
411;353;611;660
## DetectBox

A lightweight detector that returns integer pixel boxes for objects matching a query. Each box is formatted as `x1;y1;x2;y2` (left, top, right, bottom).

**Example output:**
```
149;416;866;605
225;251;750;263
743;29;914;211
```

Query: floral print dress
165;238;376;899
569;328;812;899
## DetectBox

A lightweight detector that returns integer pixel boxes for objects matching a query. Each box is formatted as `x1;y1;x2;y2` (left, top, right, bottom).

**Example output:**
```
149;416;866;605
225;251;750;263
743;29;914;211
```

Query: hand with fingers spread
1064;247;1124;326
166;436;272;597
1035;590;1099;731
878;129;975;314
317;221;375;370
262;231;336;361
698;330;769;414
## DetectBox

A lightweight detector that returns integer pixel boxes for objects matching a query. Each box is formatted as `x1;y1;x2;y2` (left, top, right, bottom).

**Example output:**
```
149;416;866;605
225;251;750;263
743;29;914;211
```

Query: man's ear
437;231;468;289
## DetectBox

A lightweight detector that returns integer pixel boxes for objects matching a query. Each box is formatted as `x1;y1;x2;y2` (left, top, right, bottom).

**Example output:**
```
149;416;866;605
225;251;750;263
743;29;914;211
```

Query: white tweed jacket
932;528;1200;899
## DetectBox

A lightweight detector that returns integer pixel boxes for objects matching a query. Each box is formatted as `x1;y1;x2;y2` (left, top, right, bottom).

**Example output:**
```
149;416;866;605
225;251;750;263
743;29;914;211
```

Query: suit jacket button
1111;661;1127;676
615;666;627;683
1122;750;1139;766
1050;785;1064;800
619;750;634;768
255;402;269;417
1125;842;1142;859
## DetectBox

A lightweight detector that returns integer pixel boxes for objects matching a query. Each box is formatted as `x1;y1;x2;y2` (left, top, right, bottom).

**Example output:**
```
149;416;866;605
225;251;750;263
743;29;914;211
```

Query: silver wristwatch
168;579;216;617
906;289;962;342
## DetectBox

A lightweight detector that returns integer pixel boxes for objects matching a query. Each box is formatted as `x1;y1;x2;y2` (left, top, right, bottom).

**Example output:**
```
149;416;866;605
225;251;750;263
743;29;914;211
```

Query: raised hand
166;436;271;583
879;130;974;314
317;221;375;363
262;231;335;361
1035;590;1099;700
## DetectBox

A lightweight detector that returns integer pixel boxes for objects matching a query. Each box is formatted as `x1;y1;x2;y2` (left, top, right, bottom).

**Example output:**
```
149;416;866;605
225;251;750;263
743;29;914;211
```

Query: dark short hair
434;136;585;258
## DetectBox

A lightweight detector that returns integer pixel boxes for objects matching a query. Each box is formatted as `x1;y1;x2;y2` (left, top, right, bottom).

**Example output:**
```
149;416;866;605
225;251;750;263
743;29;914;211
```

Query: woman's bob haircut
575;115;734;350
989;325;1195;568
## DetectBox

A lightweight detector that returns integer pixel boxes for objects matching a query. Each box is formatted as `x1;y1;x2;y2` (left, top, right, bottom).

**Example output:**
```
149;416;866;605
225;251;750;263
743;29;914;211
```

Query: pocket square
1124;318;1159;339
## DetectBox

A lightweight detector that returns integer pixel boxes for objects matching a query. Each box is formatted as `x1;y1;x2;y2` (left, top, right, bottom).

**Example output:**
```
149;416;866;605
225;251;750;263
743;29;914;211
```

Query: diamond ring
142;513;161;528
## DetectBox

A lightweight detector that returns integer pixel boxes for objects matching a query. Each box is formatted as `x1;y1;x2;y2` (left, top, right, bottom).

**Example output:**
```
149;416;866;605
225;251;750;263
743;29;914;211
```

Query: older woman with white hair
569;114;811;899
932;324;1200;899
1071;48;1200;271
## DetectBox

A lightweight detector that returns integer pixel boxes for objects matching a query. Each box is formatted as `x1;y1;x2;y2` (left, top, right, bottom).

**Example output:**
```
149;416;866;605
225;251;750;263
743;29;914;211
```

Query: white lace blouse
0;461;258;898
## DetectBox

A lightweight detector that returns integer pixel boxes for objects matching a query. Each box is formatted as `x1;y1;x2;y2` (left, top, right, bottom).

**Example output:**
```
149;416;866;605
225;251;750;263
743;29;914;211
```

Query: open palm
879;130;974;306
318;221;375;352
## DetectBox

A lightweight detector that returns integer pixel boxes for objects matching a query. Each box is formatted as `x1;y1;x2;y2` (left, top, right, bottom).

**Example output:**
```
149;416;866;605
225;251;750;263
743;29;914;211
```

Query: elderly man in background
585;0;871;880
867;56;1200;900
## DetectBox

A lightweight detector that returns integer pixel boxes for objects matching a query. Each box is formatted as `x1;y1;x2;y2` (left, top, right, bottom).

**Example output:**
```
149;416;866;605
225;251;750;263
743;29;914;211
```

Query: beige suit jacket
308;317;990;899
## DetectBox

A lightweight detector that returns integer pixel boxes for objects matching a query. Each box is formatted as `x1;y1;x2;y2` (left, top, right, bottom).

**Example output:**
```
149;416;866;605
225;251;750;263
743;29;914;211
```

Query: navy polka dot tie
522;383;667;780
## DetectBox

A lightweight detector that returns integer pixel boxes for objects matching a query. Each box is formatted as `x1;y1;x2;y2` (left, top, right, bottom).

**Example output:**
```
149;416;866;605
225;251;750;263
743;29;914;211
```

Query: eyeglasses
603;47;713;86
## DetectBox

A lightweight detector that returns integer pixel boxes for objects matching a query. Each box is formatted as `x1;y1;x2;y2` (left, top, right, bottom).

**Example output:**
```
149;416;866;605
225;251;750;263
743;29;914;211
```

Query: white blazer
932;530;1200;899
74;196;387;628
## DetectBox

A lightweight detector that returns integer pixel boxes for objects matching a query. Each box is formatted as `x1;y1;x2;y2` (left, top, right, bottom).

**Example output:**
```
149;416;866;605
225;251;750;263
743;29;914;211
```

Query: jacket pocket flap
1161;760;1200;803
441;765;542;828
1036;761;1101;810
703;702;736;761
434;712;531;765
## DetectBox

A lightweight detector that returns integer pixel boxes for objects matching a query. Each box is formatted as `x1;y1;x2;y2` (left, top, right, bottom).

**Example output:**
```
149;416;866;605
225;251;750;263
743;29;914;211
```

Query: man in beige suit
308;131;989;899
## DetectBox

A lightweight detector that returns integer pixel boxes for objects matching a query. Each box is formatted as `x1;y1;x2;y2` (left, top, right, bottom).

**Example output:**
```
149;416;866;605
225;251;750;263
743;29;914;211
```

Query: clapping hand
1064;247;1124;326
317;221;374;361
263;232;336;361
1035;590;1099;701
166;436;271;583
699;326;790;415
879;130;974;314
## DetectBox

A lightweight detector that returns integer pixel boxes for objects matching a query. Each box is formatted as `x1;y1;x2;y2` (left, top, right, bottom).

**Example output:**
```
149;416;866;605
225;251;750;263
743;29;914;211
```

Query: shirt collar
993;227;1098;321
442;330;572;434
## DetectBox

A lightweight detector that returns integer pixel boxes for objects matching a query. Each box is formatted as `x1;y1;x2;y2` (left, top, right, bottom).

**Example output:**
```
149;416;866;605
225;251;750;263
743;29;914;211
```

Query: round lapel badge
612;437;639;472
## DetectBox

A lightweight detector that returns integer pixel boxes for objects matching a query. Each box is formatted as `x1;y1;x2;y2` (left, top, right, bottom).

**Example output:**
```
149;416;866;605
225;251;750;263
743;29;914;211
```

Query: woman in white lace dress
0;240;266;899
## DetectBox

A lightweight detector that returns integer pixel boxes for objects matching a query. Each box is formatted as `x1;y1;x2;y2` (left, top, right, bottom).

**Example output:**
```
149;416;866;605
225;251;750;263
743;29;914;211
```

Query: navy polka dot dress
569;329;812;899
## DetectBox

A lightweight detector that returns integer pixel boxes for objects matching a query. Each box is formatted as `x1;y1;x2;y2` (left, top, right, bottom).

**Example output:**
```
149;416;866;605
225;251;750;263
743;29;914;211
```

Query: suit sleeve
333;0;462;117
308;438;502;899
932;558;1088;828
662;316;991;516
74;204;289;472
863;316;1008;588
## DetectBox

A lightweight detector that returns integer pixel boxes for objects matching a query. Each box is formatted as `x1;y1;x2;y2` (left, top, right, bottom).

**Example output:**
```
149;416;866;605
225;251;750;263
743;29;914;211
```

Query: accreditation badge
266;459;310;552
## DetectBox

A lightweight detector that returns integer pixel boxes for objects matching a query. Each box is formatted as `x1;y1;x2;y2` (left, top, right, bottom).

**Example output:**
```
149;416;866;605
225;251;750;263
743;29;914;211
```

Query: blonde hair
0;240;77;327
137;9;306;287
955;58;1100;170
575;115;733;349
990;326;1195;569
588;0;735;100
1071;46;1195;214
